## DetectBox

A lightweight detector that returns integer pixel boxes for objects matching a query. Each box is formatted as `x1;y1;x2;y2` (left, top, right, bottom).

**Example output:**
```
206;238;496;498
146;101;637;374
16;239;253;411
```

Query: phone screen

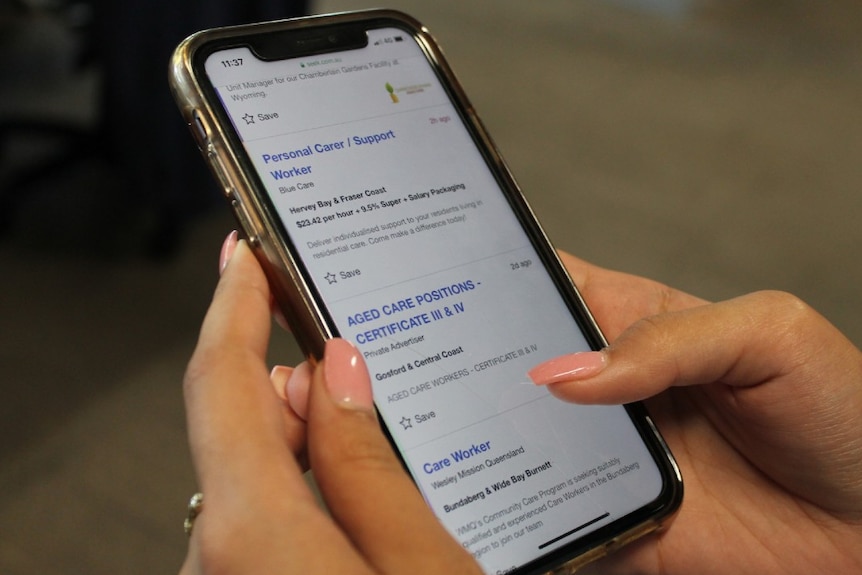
197;21;674;574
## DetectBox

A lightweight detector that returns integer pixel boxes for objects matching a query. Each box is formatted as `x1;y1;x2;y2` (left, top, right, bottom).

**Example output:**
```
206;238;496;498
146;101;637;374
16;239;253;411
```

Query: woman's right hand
529;252;862;574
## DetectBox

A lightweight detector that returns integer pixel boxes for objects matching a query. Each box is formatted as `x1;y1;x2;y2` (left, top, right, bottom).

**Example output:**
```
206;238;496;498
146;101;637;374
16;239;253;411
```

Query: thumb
529;291;832;404
306;339;480;575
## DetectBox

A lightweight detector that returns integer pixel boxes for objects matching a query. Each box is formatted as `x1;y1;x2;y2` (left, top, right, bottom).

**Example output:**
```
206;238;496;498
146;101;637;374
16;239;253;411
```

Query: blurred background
1;0;860;572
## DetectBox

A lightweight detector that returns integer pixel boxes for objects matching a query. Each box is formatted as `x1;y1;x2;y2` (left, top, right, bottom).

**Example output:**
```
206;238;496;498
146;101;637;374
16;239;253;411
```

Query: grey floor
2;1;861;573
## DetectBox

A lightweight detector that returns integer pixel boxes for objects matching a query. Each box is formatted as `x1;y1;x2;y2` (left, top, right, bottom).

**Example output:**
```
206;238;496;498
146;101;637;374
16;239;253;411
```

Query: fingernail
528;351;607;386
323;339;374;412
219;230;239;273
285;362;312;421
269;365;292;401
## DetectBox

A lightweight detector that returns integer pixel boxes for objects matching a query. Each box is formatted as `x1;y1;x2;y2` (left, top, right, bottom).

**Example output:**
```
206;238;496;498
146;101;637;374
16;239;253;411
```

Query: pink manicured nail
219;230;239;273
528;351;607;386
324;339;374;412
285;362;312;421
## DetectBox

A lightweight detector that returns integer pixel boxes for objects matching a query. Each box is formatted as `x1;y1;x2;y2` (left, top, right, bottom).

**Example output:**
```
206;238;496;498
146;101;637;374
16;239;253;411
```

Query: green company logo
385;82;399;103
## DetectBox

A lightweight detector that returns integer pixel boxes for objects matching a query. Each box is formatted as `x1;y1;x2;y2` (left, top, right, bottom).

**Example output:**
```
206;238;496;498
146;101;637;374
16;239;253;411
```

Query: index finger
184;241;312;505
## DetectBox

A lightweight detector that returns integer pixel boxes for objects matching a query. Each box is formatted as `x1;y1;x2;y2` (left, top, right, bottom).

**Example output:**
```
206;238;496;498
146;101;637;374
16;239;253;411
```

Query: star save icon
242;113;255;125
325;272;337;285
399;416;413;430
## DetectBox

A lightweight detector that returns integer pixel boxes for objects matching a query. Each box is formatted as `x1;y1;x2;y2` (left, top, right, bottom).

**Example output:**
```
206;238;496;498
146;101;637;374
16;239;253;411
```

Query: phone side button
191;112;209;150
229;196;261;247
207;150;236;198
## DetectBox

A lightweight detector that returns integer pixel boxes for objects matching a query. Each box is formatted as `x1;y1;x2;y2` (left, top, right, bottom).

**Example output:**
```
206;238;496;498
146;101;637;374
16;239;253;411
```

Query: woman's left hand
179;236;482;574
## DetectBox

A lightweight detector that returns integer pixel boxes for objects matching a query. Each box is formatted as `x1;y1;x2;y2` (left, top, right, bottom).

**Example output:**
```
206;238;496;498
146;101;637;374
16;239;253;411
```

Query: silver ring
184;492;204;536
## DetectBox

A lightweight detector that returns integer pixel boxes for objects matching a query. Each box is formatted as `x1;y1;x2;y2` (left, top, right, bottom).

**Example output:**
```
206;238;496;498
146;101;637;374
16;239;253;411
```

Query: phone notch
248;24;368;61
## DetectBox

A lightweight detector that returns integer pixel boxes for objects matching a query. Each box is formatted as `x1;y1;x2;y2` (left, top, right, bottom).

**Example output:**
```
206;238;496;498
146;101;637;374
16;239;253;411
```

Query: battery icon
394;36;403;42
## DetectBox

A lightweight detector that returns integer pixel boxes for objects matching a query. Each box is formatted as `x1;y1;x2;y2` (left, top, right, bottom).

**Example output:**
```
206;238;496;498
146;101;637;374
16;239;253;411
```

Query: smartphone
170;10;681;574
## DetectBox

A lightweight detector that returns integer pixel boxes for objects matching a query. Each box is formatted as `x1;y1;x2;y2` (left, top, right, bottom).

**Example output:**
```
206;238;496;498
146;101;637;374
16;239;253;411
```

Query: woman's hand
180;237;482;575
530;252;862;574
